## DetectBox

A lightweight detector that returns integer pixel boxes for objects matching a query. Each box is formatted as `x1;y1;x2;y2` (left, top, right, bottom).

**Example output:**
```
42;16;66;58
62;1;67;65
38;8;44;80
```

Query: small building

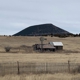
33;44;56;51
40;44;56;51
49;42;63;50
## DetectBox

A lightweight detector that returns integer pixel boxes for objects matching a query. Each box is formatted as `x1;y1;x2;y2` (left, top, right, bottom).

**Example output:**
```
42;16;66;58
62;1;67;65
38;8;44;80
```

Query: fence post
17;61;20;75
68;60;70;73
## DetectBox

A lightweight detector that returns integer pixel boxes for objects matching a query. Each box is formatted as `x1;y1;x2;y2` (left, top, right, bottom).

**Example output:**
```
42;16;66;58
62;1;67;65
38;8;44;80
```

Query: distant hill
13;23;70;36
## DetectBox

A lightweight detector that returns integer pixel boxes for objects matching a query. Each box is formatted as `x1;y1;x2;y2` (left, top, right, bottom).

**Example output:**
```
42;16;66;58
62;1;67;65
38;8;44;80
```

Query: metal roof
37;44;55;49
42;44;55;49
49;42;63;46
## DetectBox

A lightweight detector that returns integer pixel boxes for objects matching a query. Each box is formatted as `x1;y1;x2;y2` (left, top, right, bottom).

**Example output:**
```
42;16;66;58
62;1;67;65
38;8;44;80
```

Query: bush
5;46;11;52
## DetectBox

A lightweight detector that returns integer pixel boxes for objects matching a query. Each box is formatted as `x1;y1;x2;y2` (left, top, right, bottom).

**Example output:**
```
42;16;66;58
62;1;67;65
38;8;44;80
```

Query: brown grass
0;36;80;79
0;53;80;63
0;73;80;80
0;36;80;63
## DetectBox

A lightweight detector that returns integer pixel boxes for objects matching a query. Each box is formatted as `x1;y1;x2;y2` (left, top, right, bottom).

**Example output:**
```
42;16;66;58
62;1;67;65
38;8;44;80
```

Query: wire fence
0;61;80;75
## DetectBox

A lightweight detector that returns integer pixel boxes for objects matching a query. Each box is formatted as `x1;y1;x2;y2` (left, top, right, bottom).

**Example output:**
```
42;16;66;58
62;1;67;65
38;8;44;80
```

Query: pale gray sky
0;0;80;35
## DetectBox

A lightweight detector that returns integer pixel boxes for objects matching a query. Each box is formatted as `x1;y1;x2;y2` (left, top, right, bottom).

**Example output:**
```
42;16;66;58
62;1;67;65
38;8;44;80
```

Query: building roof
37;44;55;49
42;44;55;49
49;42;63;46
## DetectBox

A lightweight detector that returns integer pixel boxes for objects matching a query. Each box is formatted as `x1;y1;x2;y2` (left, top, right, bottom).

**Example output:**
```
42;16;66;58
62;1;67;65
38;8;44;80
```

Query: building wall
55;46;63;50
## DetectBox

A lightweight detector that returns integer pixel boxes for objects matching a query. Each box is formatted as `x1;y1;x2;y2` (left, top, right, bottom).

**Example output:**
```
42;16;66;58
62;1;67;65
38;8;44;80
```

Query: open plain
0;36;80;80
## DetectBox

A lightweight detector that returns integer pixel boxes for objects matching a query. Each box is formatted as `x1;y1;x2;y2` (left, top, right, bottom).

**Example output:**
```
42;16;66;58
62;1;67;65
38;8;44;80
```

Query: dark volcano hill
13;23;70;36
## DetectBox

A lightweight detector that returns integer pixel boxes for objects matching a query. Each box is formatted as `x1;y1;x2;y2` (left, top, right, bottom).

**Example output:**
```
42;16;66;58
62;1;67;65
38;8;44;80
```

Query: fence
0;61;80;75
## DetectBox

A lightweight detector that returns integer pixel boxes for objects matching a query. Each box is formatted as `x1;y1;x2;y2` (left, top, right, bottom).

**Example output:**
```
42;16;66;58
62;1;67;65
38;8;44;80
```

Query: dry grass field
0;73;80;80
0;36;80;63
0;36;80;80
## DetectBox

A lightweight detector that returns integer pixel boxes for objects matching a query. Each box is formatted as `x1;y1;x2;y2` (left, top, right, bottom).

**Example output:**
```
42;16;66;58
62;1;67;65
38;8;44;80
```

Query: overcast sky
0;0;80;35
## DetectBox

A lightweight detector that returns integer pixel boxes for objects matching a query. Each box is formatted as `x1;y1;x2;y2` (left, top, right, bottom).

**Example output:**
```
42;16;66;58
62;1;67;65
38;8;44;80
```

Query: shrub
5;46;11;52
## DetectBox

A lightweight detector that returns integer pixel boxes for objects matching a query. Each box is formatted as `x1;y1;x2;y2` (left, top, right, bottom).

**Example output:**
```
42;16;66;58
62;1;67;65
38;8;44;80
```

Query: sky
0;0;80;35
